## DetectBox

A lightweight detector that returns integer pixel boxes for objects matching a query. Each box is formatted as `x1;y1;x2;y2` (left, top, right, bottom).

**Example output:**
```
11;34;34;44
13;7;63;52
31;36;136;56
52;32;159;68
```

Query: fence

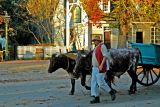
0;51;3;61
17;46;67;60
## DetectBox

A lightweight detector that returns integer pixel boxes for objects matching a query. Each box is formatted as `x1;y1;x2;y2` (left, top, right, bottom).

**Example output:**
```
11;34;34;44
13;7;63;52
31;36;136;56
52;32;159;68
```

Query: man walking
90;35;116;104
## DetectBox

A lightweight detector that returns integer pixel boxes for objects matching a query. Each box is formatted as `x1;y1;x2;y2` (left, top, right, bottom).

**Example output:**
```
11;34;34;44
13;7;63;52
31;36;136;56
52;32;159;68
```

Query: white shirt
92;43;109;68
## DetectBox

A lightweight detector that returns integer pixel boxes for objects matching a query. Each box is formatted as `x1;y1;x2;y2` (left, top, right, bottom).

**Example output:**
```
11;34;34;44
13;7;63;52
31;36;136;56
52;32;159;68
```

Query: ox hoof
128;90;136;95
111;88;117;93
85;86;91;90
69;92;74;95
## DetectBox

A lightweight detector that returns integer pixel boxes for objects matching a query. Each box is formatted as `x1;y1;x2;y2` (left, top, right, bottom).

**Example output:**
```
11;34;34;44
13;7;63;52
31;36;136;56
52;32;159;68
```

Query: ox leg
105;70;113;88
127;69;137;94
105;70;117;93
69;79;75;95
81;73;91;90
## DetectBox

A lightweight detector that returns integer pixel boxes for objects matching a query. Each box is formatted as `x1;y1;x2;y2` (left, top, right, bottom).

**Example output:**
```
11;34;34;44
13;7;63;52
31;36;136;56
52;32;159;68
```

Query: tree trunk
117;25;128;48
118;34;127;48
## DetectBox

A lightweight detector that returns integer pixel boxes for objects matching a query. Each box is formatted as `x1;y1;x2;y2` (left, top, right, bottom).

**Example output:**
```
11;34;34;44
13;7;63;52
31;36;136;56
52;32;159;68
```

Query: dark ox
48;51;90;95
73;48;141;94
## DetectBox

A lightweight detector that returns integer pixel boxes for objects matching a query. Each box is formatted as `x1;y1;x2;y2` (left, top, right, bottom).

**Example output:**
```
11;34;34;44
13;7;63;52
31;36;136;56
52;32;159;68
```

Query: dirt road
0;60;160;107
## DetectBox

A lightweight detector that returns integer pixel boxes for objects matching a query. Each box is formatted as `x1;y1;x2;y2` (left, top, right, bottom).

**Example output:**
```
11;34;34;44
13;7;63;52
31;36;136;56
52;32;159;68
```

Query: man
90;35;116;104
0;33;6;50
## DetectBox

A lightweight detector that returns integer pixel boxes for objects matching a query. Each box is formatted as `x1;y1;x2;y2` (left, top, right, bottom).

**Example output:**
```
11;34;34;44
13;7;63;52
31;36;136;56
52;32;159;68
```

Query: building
87;0;160;49
130;22;160;44
89;0;119;49
64;0;90;50
64;0;119;50
1;0;159;53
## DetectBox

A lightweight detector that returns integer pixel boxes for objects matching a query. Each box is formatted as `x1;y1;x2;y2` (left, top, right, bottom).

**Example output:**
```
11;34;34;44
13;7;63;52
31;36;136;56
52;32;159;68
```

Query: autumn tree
80;0;160;47
26;0;65;44
0;0;65;45
111;0;160;47
80;0;104;23
0;16;4;25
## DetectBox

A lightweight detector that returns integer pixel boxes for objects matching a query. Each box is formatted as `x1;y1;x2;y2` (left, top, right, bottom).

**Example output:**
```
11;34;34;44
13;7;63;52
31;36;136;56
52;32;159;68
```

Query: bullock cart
130;42;160;86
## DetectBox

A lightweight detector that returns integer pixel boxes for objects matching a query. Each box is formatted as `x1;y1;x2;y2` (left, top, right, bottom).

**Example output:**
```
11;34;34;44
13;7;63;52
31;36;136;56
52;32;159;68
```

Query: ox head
48;53;63;73
48;52;77;74
73;50;92;79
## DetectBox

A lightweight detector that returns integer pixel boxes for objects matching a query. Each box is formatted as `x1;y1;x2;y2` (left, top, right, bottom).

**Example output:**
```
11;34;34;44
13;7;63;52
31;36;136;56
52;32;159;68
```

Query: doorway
104;31;111;49
136;31;143;43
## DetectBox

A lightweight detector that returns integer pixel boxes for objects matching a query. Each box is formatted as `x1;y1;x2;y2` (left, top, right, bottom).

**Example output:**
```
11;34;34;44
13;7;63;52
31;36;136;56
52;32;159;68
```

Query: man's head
92;35;102;46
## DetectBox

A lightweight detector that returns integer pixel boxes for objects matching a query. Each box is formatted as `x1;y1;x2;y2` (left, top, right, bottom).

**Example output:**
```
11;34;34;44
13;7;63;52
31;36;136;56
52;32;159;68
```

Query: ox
48;51;90;95
73;48;142;94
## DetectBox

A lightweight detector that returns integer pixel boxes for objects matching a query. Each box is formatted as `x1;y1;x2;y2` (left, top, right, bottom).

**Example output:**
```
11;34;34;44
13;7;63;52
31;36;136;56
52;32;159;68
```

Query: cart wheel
136;65;160;86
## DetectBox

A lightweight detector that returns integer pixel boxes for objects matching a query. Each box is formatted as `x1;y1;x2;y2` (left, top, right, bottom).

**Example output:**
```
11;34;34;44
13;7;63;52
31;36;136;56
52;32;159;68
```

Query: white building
63;0;160;50
64;0;119;50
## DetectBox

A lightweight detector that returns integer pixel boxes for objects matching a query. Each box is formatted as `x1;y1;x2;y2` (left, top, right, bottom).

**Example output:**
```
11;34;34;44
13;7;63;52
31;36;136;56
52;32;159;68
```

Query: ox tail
110;76;115;85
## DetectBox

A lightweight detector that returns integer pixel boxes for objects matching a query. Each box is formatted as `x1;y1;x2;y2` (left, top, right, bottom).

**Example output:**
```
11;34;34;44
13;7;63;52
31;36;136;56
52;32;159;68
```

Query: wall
91;22;119;49
17;46;67;60
131;24;152;44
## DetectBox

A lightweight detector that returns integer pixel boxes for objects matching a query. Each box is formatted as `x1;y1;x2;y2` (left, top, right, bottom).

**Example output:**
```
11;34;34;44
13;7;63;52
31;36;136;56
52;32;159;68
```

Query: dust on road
0;60;160;107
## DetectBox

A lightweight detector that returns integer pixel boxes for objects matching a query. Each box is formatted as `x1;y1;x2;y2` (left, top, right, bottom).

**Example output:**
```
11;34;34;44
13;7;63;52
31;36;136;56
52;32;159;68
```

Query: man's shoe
90;96;100;104
109;89;116;101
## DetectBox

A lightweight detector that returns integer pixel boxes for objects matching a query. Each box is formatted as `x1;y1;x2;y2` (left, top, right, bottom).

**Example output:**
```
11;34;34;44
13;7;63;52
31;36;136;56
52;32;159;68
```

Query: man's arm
99;44;108;71
99;56;107;71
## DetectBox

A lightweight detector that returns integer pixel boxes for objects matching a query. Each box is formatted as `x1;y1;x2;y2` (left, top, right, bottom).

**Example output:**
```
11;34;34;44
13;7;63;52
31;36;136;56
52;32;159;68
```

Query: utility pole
4;11;10;60
66;0;70;50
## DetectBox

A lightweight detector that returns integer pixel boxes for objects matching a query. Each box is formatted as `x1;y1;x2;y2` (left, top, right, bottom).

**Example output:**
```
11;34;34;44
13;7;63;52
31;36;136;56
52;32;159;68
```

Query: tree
0;0;64;45
0;0;32;45
80;0;160;47
113;0;160;47
26;0;64;44
80;0;104;23
0;16;4;24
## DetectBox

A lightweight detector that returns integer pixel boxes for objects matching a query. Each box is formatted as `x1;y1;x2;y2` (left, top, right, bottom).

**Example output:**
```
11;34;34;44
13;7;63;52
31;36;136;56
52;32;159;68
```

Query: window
103;1;110;13
103;4;109;12
99;0;110;13
151;27;160;44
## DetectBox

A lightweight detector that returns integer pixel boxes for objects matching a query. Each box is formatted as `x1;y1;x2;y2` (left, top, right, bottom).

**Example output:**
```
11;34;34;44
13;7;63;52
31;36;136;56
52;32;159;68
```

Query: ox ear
51;53;61;59
55;53;61;57
86;50;93;57
51;54;57;58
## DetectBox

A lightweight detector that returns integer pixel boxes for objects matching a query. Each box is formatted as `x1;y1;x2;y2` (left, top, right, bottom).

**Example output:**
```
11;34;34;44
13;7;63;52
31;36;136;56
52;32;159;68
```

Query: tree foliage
80;0;160;47
26;0;62;44
0;16;4;24
80;0;104;23
0;0;65;45
0;0;32;45
111;0;160;47
27;0;59;20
